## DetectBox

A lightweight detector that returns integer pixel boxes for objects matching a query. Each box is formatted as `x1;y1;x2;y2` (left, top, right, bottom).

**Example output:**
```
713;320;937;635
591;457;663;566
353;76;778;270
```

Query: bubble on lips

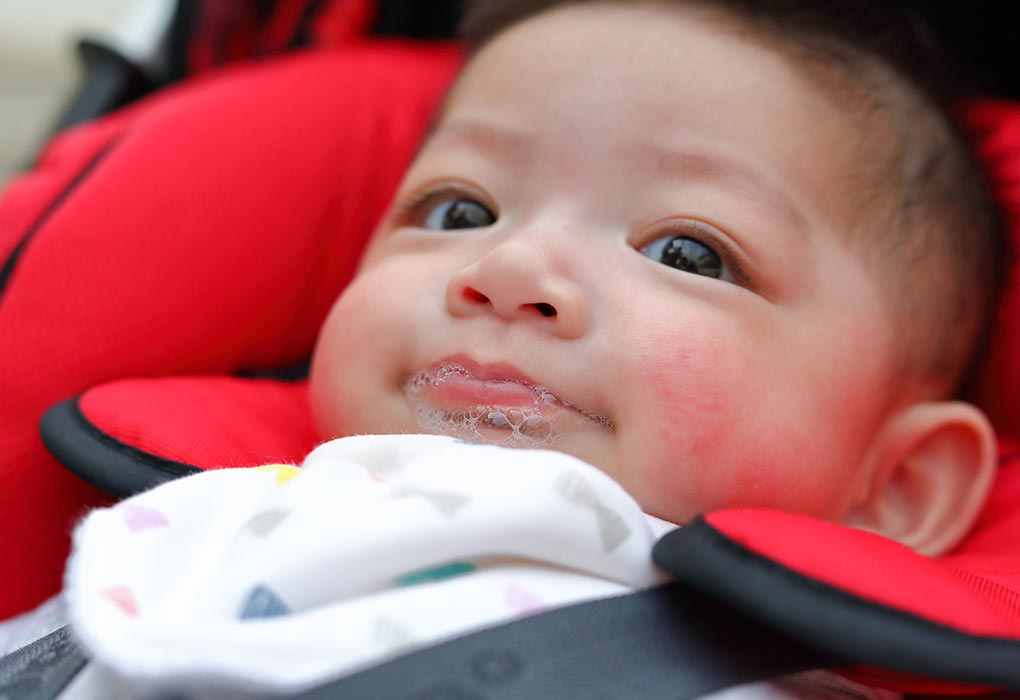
404;364;610;447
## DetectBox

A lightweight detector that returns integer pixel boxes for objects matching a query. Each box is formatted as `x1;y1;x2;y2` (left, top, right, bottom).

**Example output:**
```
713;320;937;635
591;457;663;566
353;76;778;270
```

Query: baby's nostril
463;287;490;304
531;303;557;318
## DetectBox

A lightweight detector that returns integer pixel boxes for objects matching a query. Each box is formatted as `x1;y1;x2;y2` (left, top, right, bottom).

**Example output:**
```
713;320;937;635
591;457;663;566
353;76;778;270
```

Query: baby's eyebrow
645;146;810;240
424;121;811;244
424;120;534;161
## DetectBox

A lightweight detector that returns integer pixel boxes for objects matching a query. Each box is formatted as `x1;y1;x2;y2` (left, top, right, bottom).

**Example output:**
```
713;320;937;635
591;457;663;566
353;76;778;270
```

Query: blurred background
0;0;1016;188
0;0;462;187
0;1;137;184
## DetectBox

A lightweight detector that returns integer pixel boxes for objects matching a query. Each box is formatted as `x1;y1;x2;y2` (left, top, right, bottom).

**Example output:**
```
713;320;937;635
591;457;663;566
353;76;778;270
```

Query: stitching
71;398;201;479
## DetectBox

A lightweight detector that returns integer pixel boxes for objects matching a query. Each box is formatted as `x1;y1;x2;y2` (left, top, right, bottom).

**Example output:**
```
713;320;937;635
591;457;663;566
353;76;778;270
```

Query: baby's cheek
309;283;385;435
637;320;749;442
309;348;343;439
310;316;363;437
629;333;752;518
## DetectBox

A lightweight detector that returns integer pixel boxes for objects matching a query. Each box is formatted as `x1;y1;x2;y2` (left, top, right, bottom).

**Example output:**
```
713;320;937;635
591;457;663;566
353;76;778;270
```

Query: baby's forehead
436;26;885;243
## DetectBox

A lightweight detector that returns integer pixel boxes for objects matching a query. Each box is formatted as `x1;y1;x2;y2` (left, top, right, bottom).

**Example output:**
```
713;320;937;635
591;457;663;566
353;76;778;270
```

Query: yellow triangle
257;464;301;486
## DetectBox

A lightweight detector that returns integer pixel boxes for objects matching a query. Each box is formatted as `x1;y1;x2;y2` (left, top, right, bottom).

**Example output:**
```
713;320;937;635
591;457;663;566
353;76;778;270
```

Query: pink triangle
504;583;545;616
101;586;140;617
121;504;169;532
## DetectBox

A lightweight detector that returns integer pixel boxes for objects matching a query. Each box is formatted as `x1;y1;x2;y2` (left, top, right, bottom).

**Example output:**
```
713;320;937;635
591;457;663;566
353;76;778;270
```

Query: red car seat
0;39;463;619
1;36;1019;696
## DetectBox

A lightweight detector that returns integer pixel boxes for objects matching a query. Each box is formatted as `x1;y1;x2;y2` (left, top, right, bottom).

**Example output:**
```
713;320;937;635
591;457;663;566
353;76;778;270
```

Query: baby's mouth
403;362;612;447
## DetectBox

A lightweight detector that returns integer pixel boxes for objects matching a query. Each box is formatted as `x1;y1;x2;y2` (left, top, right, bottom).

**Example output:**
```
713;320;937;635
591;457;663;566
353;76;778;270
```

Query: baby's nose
445;242;589;339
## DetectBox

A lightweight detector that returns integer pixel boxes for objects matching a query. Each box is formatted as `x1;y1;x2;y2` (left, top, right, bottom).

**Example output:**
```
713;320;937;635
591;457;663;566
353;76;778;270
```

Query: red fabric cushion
702;446;1020;694
78;377;317;470
703;467;1020;639
0;41;462;618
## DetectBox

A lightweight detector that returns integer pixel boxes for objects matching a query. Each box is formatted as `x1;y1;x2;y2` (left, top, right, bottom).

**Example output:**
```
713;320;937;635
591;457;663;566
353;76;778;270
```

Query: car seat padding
0;42;462;618
41;376;314;497
656;514;1020;694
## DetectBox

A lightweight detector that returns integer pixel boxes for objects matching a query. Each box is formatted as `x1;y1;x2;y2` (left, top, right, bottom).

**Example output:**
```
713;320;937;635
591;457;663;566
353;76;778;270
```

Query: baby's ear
843;402;996;556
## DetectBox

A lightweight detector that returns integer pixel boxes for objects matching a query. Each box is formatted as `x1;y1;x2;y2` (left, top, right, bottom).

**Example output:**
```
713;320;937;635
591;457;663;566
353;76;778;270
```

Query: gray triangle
391;486;471;517
244;509;291;538
594;502;631;553
553;471;597;508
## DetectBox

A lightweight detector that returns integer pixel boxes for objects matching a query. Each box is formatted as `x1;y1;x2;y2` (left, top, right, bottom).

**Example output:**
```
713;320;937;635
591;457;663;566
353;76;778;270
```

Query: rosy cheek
637;329;736;453
724;459;785;508
628;332;747;517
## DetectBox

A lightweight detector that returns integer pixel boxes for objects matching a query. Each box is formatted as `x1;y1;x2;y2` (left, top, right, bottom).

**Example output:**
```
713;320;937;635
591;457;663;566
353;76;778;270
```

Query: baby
60;0;1007;698
311;0;1004;556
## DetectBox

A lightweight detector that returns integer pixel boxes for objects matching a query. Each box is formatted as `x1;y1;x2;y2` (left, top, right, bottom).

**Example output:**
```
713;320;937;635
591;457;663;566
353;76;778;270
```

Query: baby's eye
423;198;497;230
640;235;727;280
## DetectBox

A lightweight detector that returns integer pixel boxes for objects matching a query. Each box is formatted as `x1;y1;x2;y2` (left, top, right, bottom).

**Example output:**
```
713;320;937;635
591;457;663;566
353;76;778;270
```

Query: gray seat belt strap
288;582;833;700
0;584;832;700
0;627;87;700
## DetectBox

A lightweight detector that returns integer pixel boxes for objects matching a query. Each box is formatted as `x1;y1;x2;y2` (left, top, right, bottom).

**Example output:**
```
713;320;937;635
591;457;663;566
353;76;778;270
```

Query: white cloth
65;434;666;697
63;434;898;700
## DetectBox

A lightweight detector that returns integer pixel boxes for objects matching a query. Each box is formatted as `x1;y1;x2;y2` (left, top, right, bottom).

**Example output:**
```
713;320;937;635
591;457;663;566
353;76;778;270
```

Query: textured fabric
702;448;1020;695
663;509;1020;695
701;671;899;700
66;435;662;696
704;465;1020;640
0;42;462;618
0;596;66;658
78;376;319;471
0;626;86;700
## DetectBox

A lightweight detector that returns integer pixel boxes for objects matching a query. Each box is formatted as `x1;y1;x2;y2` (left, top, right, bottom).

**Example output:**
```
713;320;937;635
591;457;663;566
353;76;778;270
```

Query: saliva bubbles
404;366;560;447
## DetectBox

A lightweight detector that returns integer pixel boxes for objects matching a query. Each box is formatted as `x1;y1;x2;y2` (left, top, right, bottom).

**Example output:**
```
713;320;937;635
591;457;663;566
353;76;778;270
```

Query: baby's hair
458;0;1008;399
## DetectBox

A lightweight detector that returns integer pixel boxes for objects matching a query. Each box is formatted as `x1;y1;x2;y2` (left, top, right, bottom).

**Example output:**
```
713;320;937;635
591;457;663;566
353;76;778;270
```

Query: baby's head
310;0;1006;554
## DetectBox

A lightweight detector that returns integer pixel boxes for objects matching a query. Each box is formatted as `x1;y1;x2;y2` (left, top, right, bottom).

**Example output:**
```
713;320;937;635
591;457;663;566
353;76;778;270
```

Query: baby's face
311;2;903;524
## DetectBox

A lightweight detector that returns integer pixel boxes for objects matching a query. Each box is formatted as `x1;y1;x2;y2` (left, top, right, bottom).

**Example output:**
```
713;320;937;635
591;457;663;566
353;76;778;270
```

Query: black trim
40;397;201;498
654;518;1020;690
236;357;311;381
369;0;461;39
287;0;330;48
166;0;197;83
52;41;151;133
0;135;121;303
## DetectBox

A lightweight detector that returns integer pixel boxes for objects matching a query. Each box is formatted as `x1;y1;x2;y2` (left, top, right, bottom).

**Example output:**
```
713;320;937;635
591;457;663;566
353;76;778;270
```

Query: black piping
40;396;201;498
654;518;1020;689
0;135;122;304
